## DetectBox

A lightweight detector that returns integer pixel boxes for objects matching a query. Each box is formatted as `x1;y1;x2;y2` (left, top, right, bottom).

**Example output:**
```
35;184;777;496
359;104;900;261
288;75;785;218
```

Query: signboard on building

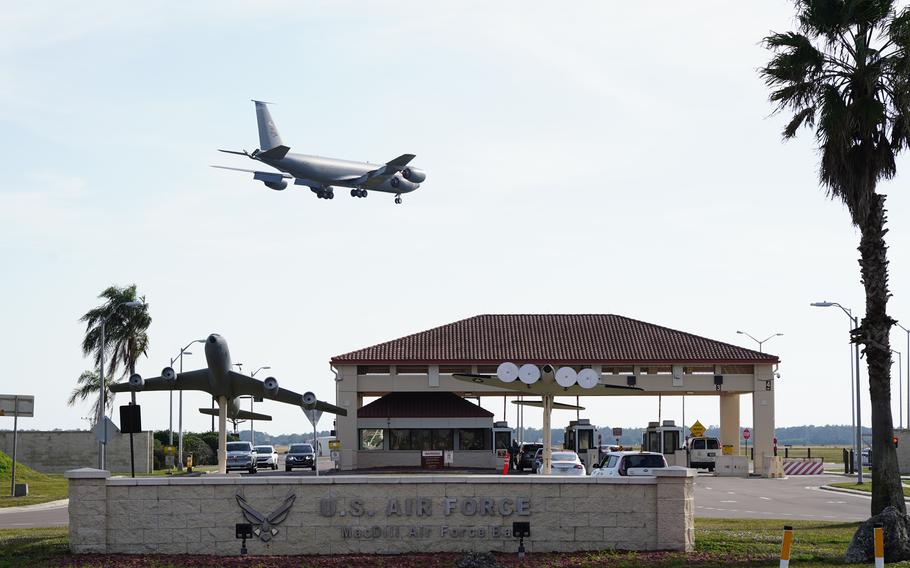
328;439;341;450
421;450;444;470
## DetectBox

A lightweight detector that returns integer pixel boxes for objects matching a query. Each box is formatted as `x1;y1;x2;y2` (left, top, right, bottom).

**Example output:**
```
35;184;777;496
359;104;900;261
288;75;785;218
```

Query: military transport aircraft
110;333;345;473
212;100;426;205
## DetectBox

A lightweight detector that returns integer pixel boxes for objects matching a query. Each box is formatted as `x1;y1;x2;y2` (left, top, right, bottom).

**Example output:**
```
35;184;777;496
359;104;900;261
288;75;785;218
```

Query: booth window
459;429;489;450
662;430;680;455
359;428;384;450
390;429;411;450
411;429;432;451
433;429;454;450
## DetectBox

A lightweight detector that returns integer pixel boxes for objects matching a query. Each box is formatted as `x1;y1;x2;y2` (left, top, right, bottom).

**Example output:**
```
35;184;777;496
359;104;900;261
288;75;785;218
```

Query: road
695;473;870;521
0;500;68;529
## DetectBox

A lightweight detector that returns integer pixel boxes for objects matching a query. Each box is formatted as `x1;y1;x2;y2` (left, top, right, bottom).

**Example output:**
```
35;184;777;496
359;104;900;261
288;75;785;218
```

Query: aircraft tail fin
253;100;284;151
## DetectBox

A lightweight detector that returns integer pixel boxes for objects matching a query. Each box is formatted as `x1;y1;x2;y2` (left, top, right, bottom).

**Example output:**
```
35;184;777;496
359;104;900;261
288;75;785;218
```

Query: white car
535;450;586;476
591;451;668;477
253;445;279;470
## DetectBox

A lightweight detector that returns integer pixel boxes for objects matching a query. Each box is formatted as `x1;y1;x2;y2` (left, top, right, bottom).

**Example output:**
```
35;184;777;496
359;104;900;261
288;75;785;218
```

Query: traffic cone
779;525;793;568
502;453;510;475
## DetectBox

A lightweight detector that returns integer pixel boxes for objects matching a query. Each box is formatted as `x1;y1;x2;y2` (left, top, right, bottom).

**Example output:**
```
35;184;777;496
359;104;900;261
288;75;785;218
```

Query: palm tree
80;284;152;381
762;0;910;516
66;370;119;427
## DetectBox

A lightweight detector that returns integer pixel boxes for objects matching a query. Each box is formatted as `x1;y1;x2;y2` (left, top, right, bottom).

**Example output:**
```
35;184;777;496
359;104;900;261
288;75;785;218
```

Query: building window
389;429;411;450
459;429;489;450
411;429;432;451
397;365;429;374
433;429;454;451
439;365;472;374
476;365;498;373
359;429;384;450
357;366;390;375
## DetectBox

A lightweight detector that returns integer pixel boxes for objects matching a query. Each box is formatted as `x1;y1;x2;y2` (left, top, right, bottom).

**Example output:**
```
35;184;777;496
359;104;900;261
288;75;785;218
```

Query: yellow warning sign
690;420;706;438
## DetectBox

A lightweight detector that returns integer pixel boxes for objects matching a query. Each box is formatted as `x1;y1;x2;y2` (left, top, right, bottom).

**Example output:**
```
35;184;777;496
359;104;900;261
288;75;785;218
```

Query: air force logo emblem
235;492;296;542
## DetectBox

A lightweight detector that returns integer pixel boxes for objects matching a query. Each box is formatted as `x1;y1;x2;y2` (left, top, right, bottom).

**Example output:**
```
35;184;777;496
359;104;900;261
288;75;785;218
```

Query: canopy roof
332;314;778;365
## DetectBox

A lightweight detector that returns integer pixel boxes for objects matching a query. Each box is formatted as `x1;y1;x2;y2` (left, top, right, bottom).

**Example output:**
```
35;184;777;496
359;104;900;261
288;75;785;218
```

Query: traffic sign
93;417;120;443
305;409;323;427
0;395;34;417
743;428;751;440
689;420;706;438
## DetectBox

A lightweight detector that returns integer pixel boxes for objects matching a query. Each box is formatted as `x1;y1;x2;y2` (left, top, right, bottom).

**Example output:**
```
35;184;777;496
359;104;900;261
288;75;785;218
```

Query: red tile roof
332;314;778;365
358;392;494;419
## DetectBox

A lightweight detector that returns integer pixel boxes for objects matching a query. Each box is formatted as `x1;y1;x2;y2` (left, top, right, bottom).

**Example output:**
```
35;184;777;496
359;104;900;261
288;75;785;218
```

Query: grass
3;519;907;567
829;481;910;497
0;452;67;508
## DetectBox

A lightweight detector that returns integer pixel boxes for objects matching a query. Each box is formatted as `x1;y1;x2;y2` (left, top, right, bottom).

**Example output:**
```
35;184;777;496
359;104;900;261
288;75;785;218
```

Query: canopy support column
542;394;553;474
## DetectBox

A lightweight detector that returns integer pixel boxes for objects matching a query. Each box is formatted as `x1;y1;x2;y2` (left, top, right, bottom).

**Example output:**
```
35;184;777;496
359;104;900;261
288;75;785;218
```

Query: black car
517;443;543;471
285;443;316;472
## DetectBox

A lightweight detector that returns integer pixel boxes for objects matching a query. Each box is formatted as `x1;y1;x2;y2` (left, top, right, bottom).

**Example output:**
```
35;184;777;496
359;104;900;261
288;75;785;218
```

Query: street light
811;300;863;484
897;323;910;429
97;300;145;470
736;330;783;353
248;366;271;445
172;339;206;468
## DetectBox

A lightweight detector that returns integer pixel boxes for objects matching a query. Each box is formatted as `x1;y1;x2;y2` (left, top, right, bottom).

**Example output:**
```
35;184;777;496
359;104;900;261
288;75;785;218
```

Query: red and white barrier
782;458;824;475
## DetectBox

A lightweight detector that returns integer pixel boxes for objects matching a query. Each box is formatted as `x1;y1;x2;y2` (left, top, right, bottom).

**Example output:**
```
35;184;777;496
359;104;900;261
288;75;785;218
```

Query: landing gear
316;189;334;199
350;189;368;198
394;194;402;205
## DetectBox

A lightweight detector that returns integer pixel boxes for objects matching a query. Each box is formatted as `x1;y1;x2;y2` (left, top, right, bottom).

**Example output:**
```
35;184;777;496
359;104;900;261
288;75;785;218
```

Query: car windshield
289;444;313;454
254;446;273;453
624;454;666;468
227;442;251;452
552;452;577;462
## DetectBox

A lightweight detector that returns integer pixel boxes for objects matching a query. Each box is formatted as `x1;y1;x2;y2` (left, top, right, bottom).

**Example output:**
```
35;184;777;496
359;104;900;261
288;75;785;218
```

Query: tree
762;0;910;516
80;284;152;381
66;370;119;427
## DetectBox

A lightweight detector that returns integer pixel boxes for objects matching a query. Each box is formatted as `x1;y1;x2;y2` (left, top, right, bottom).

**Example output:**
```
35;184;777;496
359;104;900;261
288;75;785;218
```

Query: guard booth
642;420;687;466
565;419;597;472
492;421;513;463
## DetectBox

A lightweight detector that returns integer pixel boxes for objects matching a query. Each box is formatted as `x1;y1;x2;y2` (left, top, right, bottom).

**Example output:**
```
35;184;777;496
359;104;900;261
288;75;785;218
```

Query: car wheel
249;467;256;474
312;466;317;471
285;466;291;472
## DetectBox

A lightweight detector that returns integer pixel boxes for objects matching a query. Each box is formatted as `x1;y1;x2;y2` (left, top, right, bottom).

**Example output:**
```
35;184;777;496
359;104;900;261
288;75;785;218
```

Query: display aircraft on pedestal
213;100;427;205
109;333;346;473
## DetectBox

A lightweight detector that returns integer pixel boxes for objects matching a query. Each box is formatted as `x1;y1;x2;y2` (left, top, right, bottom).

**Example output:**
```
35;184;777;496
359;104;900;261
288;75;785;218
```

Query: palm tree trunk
859;193;904;515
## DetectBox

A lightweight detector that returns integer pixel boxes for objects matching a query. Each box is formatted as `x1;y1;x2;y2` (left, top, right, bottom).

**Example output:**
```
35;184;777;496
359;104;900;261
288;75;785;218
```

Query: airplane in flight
110;333;345;473
213;101;426;205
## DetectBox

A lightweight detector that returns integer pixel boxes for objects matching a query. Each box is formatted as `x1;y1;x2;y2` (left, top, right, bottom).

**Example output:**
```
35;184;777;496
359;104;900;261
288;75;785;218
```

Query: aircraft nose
208;334;220;344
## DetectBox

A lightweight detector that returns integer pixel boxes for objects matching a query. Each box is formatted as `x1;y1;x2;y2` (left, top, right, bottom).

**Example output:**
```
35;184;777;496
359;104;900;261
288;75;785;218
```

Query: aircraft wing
310;399;347;416
211;165;292;179
346;154;417;186
109;369;211;393
227;371;304;403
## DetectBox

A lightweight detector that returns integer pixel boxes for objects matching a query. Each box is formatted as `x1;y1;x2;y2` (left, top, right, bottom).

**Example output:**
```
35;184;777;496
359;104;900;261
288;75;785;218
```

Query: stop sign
743;428;751;440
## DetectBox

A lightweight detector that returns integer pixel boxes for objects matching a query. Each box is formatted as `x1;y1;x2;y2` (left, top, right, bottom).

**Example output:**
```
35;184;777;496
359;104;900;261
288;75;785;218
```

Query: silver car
536;450;586;476
225;441;257;474
253;445;279;470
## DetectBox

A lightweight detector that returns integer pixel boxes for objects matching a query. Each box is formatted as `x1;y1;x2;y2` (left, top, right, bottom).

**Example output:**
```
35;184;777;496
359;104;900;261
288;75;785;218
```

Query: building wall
66;468;694;555
0;430;153;474
356;450;496;469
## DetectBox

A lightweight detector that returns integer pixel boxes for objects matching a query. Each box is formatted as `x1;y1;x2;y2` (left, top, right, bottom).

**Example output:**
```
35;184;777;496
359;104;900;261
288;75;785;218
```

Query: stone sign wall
65;469;694;555
0;430;152;474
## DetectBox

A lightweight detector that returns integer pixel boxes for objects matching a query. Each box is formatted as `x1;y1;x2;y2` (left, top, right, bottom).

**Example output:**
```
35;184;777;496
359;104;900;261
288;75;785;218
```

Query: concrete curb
820;485;910;502
0;498;69;513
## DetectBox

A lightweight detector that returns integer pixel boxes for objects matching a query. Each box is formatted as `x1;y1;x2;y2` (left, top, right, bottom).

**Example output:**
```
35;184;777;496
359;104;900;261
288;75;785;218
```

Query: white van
687;437;720;471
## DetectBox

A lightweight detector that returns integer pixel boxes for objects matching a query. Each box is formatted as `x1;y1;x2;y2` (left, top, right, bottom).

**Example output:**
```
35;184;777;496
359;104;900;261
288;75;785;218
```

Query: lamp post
97;300;145;470
173;339;206;468
735;330;783;354
897;323;910;429
249;366;271;445
811;301;863;484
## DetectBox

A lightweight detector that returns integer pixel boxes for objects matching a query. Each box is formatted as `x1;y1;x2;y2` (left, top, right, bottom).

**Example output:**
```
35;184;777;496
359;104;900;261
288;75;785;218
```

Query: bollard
843;449;849;474
501;453;510;475
779;525;793;568
874;523;884;568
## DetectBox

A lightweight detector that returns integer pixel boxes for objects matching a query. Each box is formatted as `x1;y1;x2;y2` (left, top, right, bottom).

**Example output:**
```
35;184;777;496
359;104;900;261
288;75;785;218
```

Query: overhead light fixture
714;375;724;391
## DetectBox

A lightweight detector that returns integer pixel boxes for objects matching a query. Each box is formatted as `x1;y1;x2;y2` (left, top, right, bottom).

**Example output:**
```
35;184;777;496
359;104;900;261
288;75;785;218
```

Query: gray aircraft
213;101;426;205
109;333;345;473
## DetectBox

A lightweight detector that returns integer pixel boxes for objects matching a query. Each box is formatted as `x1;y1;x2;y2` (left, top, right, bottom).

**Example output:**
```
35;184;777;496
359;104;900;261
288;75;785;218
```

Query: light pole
811;301;863;484
736;330;783;353
897;323;910;429
892;349;903;429
173;339;206;468
97;300;145;470
249;366;271;445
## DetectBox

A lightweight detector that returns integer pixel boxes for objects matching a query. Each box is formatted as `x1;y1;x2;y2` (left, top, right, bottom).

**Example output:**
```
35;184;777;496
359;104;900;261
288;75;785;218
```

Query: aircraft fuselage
260;153;421;194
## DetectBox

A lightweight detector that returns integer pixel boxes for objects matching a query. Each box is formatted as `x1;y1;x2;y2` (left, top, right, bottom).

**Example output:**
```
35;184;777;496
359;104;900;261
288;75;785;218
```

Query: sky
3;1;910;438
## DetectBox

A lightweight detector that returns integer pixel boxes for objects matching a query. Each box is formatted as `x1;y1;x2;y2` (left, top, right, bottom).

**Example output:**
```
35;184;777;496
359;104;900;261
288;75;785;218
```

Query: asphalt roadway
0;470;874;529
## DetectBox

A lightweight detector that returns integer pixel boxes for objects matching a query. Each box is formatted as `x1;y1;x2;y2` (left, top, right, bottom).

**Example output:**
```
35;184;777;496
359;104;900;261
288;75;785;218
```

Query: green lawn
0;452;67;508
2;519;907;567
829;481;910;498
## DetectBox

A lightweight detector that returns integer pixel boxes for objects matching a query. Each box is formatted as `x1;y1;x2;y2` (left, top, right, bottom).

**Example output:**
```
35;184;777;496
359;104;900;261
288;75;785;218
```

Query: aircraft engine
264;180;287;191
263;377;279;396
385;176;419;192
302;391;317;409
161;367;176;382
128;374;144;390
401;167;426;183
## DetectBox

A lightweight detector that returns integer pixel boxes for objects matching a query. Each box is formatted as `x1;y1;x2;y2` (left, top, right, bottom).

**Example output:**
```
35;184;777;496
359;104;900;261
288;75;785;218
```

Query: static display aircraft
109;333;345;473
213;101;426;205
